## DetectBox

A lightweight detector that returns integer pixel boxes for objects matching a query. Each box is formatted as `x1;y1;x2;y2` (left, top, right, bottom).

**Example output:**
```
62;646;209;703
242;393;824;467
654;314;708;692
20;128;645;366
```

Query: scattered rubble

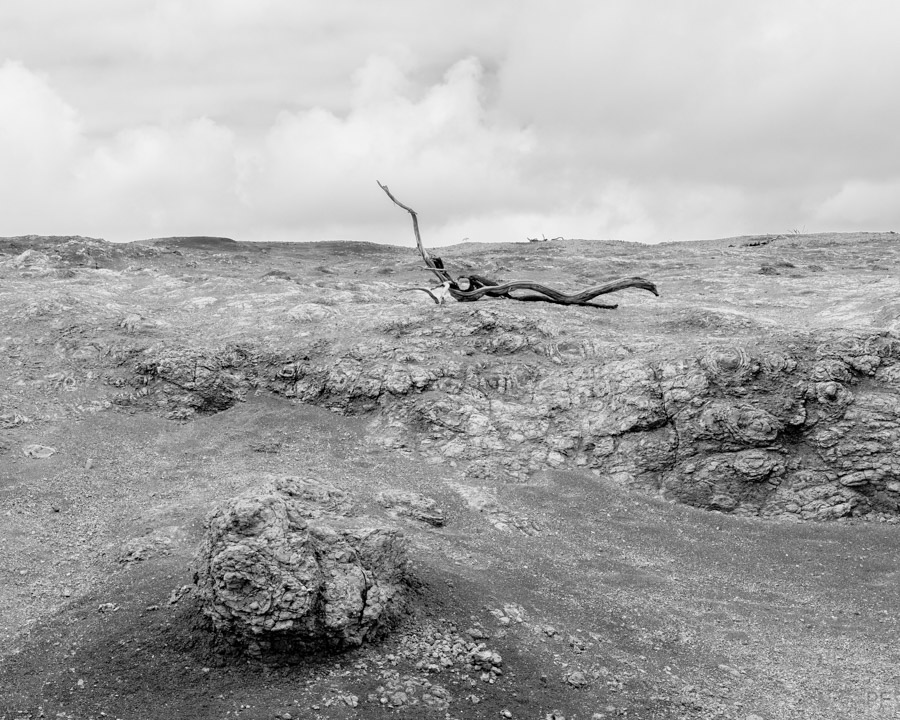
376;489;444;526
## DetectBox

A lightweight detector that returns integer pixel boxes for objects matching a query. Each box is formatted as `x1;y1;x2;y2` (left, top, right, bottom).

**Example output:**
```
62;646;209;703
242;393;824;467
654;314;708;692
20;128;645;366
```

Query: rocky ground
1;231;899;719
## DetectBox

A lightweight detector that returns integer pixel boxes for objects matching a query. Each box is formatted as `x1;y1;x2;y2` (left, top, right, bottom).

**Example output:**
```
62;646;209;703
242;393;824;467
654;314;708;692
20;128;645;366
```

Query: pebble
85;458;94;470
22;444;57;459
564;670;589;688
502;604;526;623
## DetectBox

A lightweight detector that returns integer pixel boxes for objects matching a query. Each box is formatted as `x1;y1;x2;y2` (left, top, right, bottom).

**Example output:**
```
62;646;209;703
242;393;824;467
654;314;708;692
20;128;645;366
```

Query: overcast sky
2;1;899;246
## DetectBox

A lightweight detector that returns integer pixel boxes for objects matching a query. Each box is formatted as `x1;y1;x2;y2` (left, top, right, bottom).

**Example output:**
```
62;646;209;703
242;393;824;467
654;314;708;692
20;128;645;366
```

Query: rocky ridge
3;232;900;522
127;319;900;521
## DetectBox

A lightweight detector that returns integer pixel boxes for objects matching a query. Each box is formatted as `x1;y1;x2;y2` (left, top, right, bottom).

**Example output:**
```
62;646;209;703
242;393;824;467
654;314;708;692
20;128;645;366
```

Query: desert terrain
1;231;899;720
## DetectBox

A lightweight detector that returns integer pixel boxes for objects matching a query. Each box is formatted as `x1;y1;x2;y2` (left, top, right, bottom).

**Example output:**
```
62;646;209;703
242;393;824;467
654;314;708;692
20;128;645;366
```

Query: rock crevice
132;316;900;521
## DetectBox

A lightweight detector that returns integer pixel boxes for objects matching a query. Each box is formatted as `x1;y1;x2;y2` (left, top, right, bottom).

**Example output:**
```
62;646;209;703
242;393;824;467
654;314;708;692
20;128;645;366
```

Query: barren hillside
1;232;899;720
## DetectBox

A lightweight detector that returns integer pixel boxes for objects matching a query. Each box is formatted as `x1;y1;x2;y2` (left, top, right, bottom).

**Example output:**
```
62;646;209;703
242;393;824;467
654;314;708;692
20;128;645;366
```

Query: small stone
22;444;56;459
51;505;60;513
62;588;72;598
564;670;588;688
85;458;94;469
501;710;513;718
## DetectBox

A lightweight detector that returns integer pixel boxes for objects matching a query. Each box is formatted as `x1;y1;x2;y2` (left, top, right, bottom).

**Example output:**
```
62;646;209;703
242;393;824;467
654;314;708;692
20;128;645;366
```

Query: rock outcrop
193;477;410;658
135;316;900;522
377;490;445;527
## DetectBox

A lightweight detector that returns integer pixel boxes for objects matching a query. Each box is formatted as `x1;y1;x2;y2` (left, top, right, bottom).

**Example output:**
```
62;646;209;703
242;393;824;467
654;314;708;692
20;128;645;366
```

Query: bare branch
377;181;452;285
377;179;659;310
451;277;658;307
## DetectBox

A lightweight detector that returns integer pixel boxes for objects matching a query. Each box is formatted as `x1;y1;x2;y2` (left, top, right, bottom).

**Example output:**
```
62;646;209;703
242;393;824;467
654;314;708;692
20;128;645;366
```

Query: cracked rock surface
4;233;898;523
134;321;900;522
194;476;409;657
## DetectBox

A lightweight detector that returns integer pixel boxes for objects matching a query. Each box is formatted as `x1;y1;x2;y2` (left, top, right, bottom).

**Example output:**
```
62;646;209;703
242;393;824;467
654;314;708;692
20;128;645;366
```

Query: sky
2;1;899;246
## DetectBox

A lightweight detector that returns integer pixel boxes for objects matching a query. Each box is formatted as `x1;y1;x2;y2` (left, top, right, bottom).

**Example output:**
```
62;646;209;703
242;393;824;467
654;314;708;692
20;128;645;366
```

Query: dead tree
377;181;658;308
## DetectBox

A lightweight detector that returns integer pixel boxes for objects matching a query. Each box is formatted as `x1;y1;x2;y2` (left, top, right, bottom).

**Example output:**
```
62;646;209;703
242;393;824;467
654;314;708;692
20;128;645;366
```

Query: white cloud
813;178;900;231
240;55;536;242
0;61;83;231
0;56;537;243
76;118;242;238
2;2;900;244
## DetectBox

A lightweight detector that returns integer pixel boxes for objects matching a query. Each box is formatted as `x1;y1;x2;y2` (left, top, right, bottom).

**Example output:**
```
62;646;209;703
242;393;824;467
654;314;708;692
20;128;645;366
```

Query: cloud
492;0;900;238
76;119;242;238
813;178;900;231
2;2;900;244
0;61;83;231
243;55;536;242
0;56;537;243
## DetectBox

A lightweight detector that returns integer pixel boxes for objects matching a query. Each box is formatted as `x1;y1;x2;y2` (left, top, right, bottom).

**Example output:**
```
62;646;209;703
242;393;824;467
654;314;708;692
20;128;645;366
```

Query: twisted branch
378;181;659;308
451;277;658;307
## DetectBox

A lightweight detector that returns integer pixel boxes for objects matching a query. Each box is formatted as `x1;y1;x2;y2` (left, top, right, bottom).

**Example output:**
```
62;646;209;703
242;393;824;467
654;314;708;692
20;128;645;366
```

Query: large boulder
193;477;409;658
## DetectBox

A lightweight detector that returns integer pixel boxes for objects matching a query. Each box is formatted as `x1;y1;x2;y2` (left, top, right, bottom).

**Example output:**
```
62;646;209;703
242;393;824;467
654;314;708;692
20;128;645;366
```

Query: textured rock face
194;477;409;658
377;490;444;526
136;319;900;521
132;310;900;522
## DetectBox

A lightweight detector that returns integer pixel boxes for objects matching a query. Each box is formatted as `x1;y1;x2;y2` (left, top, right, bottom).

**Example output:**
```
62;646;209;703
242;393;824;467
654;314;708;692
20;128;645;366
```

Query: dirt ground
1;232;899;720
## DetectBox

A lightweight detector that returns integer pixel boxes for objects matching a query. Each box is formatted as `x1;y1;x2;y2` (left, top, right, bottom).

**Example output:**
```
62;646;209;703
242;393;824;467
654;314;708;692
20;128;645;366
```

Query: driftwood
377;181;658;308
